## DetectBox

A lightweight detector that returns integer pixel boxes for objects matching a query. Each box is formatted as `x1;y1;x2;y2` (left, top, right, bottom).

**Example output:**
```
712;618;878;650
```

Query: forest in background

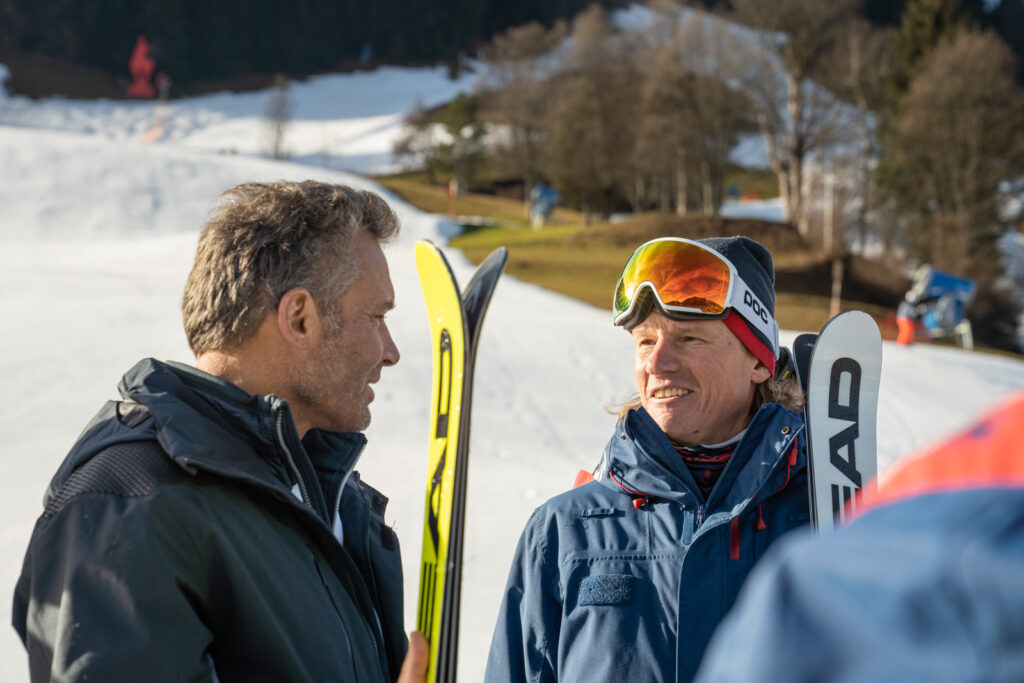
0;0;624;93
390;0;1024;351
1;0;1022;94
2;0;1023;351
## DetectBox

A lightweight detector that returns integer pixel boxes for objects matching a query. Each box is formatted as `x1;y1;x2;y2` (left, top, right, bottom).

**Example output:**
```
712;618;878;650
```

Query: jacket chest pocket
573;506;651;553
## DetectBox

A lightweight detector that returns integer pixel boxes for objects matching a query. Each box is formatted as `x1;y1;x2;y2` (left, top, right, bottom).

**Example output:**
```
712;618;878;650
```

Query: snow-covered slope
2;63;1022;683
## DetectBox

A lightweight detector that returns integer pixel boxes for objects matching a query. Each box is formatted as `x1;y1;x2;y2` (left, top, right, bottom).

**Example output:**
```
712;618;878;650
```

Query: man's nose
646;336;681;374
381;323;400;367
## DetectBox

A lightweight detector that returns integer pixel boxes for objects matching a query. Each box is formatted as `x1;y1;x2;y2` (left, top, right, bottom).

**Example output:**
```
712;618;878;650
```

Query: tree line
399;0;1024;349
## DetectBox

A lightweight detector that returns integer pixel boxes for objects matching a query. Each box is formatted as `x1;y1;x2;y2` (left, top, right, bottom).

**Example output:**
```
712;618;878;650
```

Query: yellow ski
415;240;507;683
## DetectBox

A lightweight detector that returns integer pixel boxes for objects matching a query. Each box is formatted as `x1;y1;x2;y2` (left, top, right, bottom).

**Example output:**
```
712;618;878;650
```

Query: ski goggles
612;238;779;353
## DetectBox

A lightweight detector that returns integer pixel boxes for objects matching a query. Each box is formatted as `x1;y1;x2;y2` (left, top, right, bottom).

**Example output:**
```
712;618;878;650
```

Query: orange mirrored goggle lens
613;240;733;318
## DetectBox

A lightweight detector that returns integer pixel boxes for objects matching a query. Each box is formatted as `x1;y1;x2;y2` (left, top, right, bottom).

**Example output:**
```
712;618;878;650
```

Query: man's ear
752;359;772;385
276;287;321;350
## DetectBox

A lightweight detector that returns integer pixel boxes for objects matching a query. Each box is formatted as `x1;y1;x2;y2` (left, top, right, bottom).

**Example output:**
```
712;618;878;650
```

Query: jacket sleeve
693;503;1020;683
13;490;218;682
483;508;563;683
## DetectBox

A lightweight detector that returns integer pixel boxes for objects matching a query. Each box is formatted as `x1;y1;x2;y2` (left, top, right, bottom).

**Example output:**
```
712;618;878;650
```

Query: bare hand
397;630;428;683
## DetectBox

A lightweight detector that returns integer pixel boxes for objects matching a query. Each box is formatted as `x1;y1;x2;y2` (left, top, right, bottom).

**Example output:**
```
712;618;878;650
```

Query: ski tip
822;309;883;350
415;239;438;254
483;245;509;270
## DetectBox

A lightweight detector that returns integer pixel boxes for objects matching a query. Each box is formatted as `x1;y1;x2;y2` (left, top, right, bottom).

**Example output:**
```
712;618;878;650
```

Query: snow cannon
909;265;977;305
908;265;976;349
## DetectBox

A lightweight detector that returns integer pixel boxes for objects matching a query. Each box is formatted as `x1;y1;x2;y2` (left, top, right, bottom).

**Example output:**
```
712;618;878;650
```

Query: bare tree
632;6;752;216
629;0;684;213
546;5;639;220
729;0;861;237
480;21;567;210
675;11;753;215
635;36;694;215
265;74;291;160
825;19;897;251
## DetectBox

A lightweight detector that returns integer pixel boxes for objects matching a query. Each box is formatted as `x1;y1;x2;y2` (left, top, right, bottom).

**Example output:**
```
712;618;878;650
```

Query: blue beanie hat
698;236;779;373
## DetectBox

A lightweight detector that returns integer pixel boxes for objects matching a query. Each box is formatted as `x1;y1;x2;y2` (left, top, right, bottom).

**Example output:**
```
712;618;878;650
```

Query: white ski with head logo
803;310;882;533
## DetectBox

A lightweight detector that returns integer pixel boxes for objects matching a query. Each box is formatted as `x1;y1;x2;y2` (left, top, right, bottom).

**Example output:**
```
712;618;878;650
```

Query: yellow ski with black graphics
415;240;507;683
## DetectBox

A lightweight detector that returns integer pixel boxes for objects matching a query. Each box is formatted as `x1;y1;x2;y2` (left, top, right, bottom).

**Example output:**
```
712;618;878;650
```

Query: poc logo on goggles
743;290;770;324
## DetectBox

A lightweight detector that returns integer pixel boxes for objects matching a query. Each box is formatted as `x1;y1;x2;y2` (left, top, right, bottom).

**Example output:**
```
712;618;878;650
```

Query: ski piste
415;240;508;683
797;310;882;533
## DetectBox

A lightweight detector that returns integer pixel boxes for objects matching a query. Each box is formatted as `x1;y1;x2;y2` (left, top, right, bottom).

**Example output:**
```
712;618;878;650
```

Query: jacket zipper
347;465;388;676
275;407;313;510
692;428;800;538
358;485;382;612
323;437;388;674
272;409;385;675
333;440;366;538
359;481;390;669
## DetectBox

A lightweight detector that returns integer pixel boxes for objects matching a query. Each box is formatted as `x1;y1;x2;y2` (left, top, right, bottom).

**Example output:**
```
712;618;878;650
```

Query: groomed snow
2;63;1023;683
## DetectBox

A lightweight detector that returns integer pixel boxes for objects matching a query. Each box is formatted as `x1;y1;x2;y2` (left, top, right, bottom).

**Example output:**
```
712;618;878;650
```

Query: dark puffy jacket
484;404;808;683
696;393;1024;683
13;359;406;683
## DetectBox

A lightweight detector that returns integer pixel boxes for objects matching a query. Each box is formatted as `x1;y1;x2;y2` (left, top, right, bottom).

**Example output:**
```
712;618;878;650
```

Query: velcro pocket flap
578;574;636;606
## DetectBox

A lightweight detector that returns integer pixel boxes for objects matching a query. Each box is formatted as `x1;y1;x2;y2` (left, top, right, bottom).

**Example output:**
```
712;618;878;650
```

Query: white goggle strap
728;274;779;356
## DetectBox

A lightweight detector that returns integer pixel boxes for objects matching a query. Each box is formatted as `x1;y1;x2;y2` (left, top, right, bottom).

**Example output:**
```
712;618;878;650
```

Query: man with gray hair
14;181;427;682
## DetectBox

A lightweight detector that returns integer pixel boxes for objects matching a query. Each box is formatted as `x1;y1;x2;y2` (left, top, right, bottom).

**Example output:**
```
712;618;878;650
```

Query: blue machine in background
905;265;977;348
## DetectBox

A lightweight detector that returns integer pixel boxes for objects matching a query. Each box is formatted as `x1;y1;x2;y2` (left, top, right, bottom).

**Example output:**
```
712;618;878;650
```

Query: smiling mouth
652;387;692;399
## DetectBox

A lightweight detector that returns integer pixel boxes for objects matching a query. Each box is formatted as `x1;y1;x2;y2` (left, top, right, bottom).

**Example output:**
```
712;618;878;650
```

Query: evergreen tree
887;0;980;102
990;0;1024;76
440;94;486;190
0;0;622;93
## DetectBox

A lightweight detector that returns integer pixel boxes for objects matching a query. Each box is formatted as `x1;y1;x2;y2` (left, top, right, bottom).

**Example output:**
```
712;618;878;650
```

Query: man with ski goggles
486;236;809;683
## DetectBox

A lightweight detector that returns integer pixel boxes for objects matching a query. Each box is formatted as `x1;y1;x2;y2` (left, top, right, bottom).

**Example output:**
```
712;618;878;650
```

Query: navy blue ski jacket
484;404;809;683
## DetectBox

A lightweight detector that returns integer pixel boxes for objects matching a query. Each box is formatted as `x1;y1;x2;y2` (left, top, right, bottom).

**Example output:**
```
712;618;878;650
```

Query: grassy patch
375;175;584;228
455;225;623;309
724;166;779;200
775;293;897;336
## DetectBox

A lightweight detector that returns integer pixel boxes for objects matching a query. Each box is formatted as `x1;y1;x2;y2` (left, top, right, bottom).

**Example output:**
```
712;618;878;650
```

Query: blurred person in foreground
485;236;809;683
696;392;1024;683
13;180;427;683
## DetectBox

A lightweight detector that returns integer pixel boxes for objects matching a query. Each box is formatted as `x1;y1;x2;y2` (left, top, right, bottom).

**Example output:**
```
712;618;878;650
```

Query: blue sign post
529;183;561;229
